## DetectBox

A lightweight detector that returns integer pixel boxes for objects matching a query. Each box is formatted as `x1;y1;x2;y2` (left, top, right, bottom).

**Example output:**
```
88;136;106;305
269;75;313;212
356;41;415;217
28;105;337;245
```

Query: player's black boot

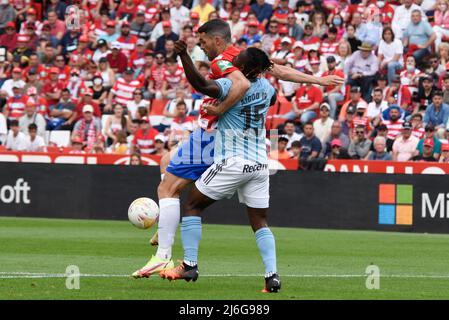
263;273;281;293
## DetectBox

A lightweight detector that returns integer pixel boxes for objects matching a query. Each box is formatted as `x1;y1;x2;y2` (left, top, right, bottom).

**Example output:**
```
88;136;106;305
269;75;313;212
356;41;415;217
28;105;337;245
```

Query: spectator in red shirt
131;116;160;154
116;21;138;58
107;42;129;75
160;57;185;99
70;89;101;125
284;82;323;124
385;78;412;113
0;22;18;52
117;0;138;21
46;10;66;40
3;86;28;121
272;0;291;26
42;67;64;108
323;55;345;119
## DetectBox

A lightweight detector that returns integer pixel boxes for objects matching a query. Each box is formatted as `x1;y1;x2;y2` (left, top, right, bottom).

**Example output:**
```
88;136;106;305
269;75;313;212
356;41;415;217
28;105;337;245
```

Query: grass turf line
1;217;449;299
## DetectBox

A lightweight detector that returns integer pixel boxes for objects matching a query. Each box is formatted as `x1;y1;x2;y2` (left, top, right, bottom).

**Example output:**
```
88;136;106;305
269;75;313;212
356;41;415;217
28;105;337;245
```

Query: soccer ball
128;197;159;229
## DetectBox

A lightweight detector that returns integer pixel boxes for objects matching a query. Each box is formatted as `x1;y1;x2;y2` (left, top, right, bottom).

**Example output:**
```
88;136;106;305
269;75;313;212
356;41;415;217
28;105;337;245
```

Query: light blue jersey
215;77;275;164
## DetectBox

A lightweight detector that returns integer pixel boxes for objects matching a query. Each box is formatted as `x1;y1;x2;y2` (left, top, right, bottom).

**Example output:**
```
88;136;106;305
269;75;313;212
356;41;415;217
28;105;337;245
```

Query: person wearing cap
11;33;34;60
338;86;368;122
392;121;420;162
411;138;438;162
344;42;379;103
92;38;111;64
0;67;26;97
99;20;120;44
150;8;180;46
327;138;351;160
313;103;334;144
131;116;160;154
106;41;129;74
72;104;102;150
241;21;262;46
403;9;436;64
42;66;64;108
351;102;372;138
271;36;293;65
192;0;217;24
423;90;449;138
128;38;149;71
155;21;179;54
416;124;442;159
322;55;345;119
130;11;152;41
251;0;273;29
0;21;18;51
323;121;350;157
271;0;290;25
439;143;449;162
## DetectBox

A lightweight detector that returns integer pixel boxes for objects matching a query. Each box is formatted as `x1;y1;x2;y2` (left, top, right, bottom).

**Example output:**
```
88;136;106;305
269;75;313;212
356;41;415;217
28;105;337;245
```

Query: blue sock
181;216;202;266
255;228;277;277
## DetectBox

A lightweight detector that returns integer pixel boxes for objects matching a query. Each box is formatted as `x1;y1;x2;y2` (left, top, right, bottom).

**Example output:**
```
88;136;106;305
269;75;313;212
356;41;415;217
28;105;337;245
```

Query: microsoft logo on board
378;184;413;226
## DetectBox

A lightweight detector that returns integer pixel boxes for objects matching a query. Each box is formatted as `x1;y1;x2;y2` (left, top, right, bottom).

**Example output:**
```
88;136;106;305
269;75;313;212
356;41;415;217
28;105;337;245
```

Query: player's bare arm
175;40;250;116
269;63;345;87
174;40;223;99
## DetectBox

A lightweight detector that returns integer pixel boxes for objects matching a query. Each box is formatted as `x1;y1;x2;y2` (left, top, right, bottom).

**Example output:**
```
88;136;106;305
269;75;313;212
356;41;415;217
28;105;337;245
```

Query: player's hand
202;100;221;116
174;41;188;55
320;75;345;86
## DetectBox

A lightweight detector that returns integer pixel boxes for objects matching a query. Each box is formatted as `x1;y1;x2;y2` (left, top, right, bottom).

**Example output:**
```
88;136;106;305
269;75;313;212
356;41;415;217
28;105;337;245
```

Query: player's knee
157;180;178;199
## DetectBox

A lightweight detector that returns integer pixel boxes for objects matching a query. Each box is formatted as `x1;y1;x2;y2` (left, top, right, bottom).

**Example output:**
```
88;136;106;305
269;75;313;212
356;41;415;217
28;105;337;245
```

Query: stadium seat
46;146;61;153
49;130;71;147
149;115;165;126
0;145;6;152
150;99;169;115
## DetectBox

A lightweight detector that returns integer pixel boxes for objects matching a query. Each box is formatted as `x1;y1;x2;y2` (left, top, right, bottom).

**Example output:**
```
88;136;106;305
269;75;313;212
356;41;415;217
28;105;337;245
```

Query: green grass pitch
1;216;449;299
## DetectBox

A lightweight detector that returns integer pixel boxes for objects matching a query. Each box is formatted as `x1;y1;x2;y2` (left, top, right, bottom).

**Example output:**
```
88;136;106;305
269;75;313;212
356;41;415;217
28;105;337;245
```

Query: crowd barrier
1;163;449;234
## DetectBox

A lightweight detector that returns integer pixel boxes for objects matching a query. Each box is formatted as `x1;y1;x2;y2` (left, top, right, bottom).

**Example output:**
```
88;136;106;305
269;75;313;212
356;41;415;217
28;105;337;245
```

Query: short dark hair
10;120;19;127
291;140;301;148
373;87;383;94
240;47;273;80
304;122;314;128
198;19;232;43
278;137;289;143
411;113;423;120
166;57;177;64
28;123;38;131
434;90;444;97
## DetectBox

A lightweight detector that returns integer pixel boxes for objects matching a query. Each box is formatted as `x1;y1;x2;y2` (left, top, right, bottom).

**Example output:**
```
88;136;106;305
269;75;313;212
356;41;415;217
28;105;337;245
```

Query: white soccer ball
128;197;159;229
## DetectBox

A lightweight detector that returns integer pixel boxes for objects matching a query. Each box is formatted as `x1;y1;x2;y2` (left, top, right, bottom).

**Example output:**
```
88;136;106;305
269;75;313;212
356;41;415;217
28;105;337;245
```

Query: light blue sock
255;227;277;277
181;216;202;266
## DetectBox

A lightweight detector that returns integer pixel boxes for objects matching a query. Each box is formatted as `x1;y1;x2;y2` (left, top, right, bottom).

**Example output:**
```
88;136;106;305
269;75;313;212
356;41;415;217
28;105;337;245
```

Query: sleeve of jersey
214;78;233;101
211;59;239;78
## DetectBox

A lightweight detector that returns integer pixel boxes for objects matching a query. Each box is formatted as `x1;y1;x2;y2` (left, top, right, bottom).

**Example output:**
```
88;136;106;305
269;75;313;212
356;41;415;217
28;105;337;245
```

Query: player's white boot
132;255;174;278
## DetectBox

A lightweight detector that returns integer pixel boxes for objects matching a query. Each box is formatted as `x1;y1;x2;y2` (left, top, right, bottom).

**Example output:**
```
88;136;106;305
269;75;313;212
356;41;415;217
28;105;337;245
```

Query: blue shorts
166;128;215;181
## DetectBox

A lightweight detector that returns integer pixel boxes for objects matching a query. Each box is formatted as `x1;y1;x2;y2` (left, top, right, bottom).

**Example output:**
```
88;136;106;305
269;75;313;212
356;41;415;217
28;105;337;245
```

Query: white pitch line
2;273;449;279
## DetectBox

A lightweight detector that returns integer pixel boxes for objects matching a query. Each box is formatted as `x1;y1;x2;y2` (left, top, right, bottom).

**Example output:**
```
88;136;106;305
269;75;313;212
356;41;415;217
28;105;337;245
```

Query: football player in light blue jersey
160;48;281;293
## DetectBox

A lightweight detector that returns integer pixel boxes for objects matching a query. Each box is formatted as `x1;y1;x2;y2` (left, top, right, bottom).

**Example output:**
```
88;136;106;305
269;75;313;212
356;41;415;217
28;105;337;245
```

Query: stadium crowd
1;0;449;165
